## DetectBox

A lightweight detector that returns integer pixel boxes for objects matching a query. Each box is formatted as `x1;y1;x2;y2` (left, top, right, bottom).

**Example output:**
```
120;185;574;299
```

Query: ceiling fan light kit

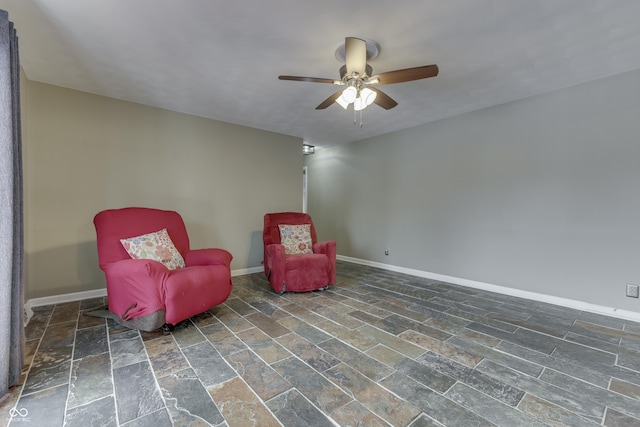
279;37;439;123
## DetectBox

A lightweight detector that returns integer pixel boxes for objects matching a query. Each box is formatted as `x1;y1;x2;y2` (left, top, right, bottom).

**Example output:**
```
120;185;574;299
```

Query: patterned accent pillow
278;224;313;255
120;228;185;270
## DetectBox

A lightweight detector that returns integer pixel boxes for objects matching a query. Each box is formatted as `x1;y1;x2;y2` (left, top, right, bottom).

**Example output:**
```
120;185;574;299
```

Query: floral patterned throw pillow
120;228;185;270
278;224;313;255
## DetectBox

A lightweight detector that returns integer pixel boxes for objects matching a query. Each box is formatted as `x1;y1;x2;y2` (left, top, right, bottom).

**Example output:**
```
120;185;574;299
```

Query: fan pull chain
352;105;365;127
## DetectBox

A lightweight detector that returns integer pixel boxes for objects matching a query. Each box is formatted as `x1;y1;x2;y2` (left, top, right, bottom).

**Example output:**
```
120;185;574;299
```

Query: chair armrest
313;240;337;285
102;259;168;320
103;258;168;276
264;243;286;292
313;240;336;259
184;248;233;267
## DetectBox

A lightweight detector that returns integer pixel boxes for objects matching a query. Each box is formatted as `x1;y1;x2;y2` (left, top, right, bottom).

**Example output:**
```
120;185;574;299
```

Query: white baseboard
231;266;263;276
337;255;640;323
28;259;637;325
24;288;108;326
23;266;265;325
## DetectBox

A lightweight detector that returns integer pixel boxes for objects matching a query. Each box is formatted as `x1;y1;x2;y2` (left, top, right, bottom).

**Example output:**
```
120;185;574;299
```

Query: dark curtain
0;9;23;402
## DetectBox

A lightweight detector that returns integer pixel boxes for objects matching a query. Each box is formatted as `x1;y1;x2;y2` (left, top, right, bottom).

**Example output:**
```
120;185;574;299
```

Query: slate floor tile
356;324;426;358
335;295;392;318
318;338;394;381
143;334;190;379
73;324;108;359
551;336;617;366
250;299;289;319
0;382;22;426
109;329;147;369
388;313;454;341
208;377;281;427
517;393;601;427
113;360;164;424
158;368;224;425
610;377;640;400
235;327;291;364
275;332;341;372
407;414;446;427
225;298;260;316
163;319;198;342
277;315;332;344
181;341;236;387
571;320;625;344
485;312;567;338
17;262;640;427
603;408;640;427
417;351;525;407
24;315;49;341
67;352;112;409
21;354;71;396
454;328;502;347
224;349;291;401
380;372;493;427
266;388;335;427
278;301;327;324
539;368;640;420
315;319;379;351
12;384;68;426
311;304;366;329
49;301;80;324
119;408;173;427
77;311;107;329
577;312;626;330
446;382;546;427
496;340;611;387
328;400;389;427
423;311;471;335
325;363;422;426
446;336;543;378
468;323;557;355
477;359;605;422
64;395;117;427
348;309;409;335
199;322;247;356
209;304;253;332
272;356;352;414
245;311;291;338
399;329;483;368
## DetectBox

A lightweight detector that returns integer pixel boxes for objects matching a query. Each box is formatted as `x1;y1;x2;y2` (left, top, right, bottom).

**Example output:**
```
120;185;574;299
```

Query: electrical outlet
627;284;639;298
384;248;389;256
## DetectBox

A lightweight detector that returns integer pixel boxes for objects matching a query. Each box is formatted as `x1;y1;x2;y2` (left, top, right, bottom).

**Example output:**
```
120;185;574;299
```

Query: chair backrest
94;207;190;269
263;212;319;246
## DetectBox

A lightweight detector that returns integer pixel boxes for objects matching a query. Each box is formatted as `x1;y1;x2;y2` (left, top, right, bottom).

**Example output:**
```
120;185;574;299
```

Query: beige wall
23;80;302;299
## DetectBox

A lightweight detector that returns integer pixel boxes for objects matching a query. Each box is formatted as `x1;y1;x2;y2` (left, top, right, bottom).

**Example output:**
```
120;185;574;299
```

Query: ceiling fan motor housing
339;64;373;80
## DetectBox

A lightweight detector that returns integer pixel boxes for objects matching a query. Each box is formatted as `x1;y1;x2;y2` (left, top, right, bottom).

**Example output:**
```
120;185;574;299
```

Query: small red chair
263;212;336;293
94;207;232;330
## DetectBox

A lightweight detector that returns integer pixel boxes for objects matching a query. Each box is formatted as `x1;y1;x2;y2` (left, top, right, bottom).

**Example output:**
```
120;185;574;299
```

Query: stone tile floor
3;261;640;426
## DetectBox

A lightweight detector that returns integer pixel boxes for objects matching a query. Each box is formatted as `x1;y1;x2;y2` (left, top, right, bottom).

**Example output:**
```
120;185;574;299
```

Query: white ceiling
2;0;640;147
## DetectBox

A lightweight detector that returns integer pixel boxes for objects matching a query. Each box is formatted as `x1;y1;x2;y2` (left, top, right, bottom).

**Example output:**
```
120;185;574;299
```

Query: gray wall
306;68;640;312
23;80;303;299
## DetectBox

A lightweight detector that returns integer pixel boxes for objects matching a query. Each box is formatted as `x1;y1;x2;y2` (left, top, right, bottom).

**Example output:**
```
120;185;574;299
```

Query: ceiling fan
279;37;439;111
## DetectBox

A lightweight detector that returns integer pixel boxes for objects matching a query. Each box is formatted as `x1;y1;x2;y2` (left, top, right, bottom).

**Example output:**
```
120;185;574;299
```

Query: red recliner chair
94;207;233;331
263;212;336;293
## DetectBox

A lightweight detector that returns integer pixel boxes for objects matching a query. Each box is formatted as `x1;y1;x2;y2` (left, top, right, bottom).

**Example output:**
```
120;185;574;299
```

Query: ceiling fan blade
345;37;367;77
373;64;439;85
279;75;336;84
369;87;398;110
316;91;343;110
